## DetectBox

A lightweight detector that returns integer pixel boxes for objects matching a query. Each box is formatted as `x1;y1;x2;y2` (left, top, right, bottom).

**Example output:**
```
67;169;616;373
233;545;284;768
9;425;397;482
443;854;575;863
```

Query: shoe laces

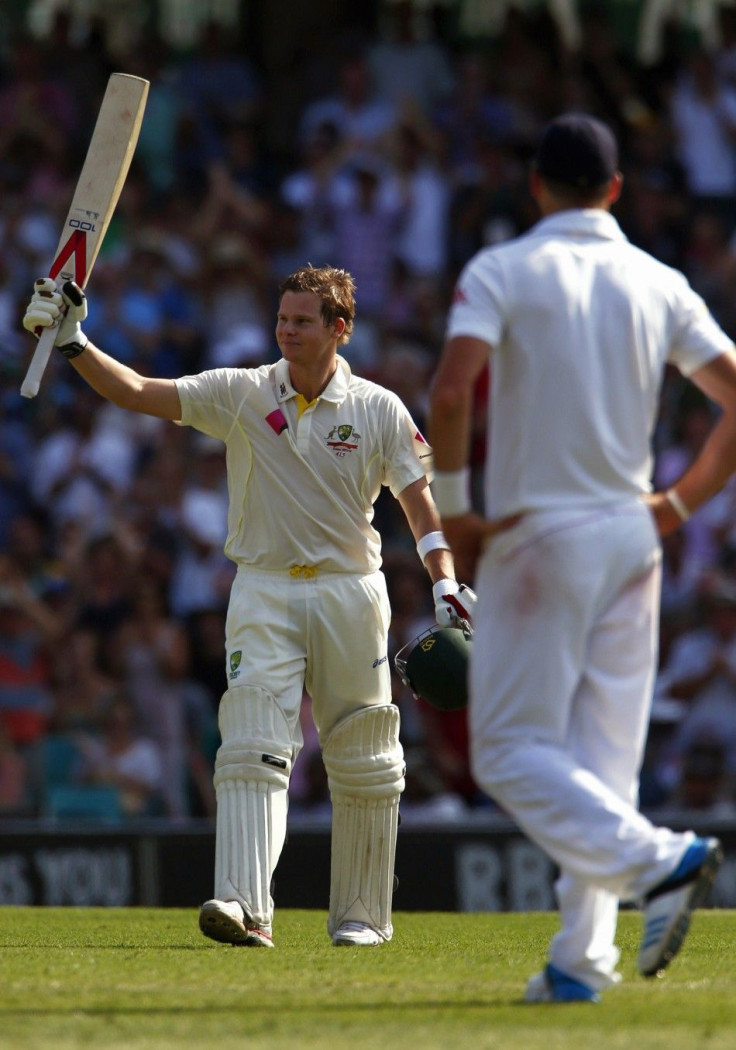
338;921;372;933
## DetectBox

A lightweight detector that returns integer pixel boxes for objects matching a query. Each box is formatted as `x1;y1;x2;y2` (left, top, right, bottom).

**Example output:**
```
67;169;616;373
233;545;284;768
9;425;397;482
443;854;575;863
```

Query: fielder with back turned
23;264;475;948
428;114;736;1001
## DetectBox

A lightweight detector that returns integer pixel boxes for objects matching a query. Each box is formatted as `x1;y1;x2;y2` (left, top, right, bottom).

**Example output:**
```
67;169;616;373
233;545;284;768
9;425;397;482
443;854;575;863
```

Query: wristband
431;468;471;517
416;530;450;564
58;340;87;360
666;488;691;522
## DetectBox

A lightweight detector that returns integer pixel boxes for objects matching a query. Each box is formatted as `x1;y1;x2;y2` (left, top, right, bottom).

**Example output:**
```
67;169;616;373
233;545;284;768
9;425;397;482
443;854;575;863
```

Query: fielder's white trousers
469;504;692;989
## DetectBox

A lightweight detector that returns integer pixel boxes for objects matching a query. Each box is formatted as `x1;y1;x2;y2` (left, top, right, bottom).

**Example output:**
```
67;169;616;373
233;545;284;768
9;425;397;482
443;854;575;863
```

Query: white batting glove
23;277;88;357
433;579;476;629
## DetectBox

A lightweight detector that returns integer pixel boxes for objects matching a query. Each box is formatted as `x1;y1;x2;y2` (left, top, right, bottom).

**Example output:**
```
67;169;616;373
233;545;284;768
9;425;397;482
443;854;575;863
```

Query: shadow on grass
0;999;516;1016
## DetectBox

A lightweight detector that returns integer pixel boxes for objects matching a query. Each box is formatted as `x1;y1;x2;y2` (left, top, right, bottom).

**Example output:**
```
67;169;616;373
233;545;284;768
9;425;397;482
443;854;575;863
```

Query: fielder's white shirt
446;209;735;518
175;356;429;573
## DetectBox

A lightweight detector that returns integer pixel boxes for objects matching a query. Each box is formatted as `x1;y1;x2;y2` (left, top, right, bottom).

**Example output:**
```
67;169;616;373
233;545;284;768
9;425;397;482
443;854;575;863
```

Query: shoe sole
640;840;723;977
199;903;273;948
332;935;382;947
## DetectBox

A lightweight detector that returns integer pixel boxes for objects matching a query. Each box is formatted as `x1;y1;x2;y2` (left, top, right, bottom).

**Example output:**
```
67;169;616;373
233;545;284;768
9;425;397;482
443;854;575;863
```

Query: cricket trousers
469;503;693;989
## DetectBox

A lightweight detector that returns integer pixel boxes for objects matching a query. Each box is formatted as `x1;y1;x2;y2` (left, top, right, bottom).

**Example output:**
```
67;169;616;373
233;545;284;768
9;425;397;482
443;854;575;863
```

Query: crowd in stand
3;2;736;823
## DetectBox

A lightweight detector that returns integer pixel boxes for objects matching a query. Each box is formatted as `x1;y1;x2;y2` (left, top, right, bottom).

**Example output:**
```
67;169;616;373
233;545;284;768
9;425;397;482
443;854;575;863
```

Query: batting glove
23;277;89;358
433;579;477;630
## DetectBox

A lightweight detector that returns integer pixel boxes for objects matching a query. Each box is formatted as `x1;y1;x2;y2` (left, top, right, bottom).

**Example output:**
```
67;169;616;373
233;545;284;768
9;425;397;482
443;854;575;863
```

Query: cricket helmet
394;624;472;712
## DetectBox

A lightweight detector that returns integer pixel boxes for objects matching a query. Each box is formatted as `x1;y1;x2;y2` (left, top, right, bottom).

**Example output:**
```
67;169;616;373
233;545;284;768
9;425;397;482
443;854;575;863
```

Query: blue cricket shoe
638;836;723;977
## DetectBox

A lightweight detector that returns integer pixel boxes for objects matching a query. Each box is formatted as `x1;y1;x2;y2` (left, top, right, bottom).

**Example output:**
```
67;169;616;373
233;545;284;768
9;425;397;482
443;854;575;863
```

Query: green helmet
394;625;472;712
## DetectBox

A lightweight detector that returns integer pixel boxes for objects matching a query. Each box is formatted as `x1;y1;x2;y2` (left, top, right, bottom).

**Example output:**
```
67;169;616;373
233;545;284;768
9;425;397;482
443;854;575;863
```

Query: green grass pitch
1;908;735;1049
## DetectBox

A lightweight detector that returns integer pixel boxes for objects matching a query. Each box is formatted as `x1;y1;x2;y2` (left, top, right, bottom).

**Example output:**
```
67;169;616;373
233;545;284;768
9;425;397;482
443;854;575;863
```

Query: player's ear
608;172;623;205
333;317;346;339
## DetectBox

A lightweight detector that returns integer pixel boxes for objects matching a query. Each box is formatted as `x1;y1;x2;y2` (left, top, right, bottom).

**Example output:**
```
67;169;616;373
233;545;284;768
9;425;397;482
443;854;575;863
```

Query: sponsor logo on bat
50;229;87;285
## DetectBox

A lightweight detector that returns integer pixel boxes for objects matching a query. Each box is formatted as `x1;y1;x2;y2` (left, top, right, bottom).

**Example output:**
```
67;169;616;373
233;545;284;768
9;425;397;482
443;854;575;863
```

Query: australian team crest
229;650;242;679
326;423;361;457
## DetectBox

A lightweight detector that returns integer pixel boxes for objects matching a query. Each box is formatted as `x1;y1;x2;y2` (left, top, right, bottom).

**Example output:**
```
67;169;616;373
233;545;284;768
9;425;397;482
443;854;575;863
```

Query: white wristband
431;468;471;517
416;530;450;563
666;488;691;522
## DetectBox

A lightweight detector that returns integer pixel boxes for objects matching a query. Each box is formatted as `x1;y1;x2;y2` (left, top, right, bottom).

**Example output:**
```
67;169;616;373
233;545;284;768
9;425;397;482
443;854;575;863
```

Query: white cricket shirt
447;209;735;518
175;356;429;572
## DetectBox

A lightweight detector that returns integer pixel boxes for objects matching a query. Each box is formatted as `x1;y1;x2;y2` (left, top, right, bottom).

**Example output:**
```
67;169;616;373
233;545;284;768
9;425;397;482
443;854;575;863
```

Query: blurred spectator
199;233;271;356
0;554;60;749
0;721;30;815
72;531;137;643
173;19;263;180
447;132;527;273
169;487;234;619
186;606;228;706
51;627;117;735
668;45;736;229
574;4;654;131
75;693;165;818
326;155;408;331
654;389;735;584
680;210;736;333
656;575;736;787
670;734;736;817
367;0;454;118
299;52;399;166
620;114;689;268
107;575;192;818
716;5;736;88
433;49;517;183
390;121;452;281
279;120;353;267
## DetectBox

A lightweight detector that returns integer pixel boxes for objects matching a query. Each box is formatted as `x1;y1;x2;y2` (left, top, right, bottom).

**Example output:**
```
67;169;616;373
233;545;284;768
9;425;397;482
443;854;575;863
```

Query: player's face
276;291;342;368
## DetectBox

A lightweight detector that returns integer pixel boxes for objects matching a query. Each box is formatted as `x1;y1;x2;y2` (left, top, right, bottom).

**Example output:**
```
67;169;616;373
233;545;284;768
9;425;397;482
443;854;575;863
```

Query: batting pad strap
416;530;450;564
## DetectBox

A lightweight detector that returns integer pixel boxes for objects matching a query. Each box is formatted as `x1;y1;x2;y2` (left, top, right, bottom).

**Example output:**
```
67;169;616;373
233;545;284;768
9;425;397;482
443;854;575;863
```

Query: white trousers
225;567;392;743
469;505;692;989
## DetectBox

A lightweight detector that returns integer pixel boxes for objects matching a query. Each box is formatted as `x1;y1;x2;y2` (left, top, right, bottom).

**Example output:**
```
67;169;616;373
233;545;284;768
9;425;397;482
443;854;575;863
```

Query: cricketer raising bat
20;72;149;399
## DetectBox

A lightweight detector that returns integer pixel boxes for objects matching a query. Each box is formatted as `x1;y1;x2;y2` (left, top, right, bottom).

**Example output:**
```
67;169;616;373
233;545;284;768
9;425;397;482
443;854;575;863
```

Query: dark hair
534;113;619;190
278;264;355;346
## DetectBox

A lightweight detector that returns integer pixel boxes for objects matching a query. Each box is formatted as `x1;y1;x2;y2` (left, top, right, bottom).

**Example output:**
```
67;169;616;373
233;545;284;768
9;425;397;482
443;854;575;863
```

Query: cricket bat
20;72;149;398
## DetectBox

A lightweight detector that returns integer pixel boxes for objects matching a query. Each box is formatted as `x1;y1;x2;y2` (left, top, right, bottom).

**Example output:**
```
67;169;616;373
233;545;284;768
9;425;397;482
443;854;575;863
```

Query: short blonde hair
278;264;355;346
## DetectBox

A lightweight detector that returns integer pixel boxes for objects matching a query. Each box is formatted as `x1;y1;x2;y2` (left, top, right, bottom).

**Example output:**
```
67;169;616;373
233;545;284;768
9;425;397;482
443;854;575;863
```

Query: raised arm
23;278;182;421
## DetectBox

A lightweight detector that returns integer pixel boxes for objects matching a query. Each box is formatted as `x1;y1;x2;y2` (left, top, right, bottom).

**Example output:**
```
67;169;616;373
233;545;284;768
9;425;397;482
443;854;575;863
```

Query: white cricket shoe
199;899;274;948
638;836;723;977
332;921;382;947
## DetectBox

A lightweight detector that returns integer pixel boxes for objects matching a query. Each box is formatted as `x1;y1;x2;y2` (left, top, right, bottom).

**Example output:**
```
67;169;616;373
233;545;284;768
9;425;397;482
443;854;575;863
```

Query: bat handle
20;325;57;399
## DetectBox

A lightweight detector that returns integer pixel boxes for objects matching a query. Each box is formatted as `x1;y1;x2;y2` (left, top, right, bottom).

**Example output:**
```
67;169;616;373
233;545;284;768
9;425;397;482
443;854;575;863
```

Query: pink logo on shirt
266;409;288;434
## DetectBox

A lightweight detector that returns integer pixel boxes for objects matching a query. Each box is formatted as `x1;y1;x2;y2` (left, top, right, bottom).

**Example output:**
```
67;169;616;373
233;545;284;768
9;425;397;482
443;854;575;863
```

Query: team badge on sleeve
412;428;434;480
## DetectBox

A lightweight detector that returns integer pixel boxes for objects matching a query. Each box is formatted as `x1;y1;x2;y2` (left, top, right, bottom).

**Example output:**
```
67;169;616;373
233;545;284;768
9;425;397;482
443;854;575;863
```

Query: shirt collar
273;355;352;405
528;209;627;243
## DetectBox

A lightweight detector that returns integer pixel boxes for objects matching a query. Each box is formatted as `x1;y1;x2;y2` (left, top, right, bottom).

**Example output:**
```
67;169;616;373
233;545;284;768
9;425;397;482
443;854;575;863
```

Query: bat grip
20;325;57;399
